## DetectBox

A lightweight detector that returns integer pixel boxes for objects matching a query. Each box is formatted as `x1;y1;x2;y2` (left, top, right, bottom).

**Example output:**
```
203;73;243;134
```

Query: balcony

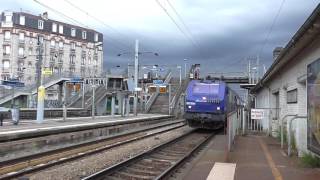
1;21;13;27
50;47;56;54
3;53;10;59
70;49;76;54
18;39;25;45
2;68;10;73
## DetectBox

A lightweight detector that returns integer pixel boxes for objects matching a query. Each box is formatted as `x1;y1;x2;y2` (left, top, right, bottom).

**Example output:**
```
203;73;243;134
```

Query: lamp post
177;66;182;86
184;59;188;78
117;40;159;116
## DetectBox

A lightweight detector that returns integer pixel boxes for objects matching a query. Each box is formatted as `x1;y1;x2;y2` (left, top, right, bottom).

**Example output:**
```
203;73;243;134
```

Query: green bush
276;129;287;144
300;153;320;168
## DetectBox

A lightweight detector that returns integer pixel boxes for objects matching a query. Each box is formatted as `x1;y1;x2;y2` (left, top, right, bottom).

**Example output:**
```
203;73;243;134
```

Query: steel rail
0;119;186;180
82;129;215;180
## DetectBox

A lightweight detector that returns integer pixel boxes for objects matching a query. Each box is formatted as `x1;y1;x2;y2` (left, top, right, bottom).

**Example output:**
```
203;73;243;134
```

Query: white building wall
256;35;320;156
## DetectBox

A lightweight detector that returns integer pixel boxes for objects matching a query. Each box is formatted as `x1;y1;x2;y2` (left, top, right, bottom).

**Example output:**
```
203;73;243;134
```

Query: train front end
184;80;226;129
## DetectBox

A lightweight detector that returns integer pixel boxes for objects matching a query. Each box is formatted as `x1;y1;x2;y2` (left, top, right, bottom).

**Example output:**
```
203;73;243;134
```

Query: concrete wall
255;35;320;156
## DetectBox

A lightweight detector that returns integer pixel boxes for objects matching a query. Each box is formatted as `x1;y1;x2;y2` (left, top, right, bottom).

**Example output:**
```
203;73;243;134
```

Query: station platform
229;135;320;180
0;114;172;142
182;134;320;180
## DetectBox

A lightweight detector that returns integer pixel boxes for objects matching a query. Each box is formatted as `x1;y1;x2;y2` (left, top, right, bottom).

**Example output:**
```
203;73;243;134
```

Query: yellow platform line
258;137;283;180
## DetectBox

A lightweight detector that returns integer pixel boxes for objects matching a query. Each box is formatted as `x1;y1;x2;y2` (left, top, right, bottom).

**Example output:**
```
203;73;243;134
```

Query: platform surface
228;135;320;180
183;134;228;180
0;114;170;139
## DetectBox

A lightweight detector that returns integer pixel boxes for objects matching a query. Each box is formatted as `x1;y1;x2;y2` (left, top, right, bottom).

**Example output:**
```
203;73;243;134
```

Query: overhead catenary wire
155;0;198;48
165;0;200;47
62;0;154;52
33;0;130;52
258;0;286;57
62;0;131;50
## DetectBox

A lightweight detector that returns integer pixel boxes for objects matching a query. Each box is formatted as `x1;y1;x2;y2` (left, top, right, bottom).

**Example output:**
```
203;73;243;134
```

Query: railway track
0;119;186;180
82;130;215;180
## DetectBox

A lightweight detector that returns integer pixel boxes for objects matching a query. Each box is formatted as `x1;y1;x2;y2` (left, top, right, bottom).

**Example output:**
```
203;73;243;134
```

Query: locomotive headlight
217;106;220;110
186;102;196;105
188;106;192;109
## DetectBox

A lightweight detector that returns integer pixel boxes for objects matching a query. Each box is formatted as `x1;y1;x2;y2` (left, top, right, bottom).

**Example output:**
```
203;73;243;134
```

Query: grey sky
1;0;319;77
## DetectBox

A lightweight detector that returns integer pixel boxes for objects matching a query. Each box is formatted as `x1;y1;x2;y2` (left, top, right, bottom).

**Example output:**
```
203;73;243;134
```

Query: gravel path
25;126;192;180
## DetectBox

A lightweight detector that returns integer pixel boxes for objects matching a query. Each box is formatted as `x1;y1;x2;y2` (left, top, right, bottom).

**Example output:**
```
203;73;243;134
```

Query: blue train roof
186;80;226;99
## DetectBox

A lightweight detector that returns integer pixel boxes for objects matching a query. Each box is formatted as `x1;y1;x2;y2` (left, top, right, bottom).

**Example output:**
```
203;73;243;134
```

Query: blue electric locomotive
184;80;238;129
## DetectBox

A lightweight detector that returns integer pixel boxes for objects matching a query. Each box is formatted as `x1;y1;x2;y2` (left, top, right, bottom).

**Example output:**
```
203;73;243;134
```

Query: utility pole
36;35;44;124
248;60;251;84
184;59;187;78
256;55;260;82
92;85;95;119
178;66;182;86
63;81;67;121
133;39;139;116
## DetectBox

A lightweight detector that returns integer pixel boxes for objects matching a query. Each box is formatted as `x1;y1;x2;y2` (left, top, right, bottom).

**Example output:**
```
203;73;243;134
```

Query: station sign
135;87;142;92
148;85;157;93
159;86;167;94
2;79;25;87
42;68;52;75
251;109;264;120
153;80;164;85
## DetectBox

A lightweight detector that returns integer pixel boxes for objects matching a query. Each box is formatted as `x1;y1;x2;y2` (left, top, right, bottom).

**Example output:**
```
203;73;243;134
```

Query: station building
251;4;320;157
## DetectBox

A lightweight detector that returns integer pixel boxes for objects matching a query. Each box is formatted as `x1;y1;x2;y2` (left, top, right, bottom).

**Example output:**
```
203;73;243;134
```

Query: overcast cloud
1;0;319;77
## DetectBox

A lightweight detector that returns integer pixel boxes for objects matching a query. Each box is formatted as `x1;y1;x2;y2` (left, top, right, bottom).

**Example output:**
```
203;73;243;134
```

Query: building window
5;14;12;23
59;25;63;34
82;31;86;39
28;61;32;68
38;20;44;30
19;15;25;25
71;42;76;49
4;31;10;40
3;60;10;69
71;28;76;37
81;57;85;65
70;55;75;64
28;47;33;56
94;33;98;42
18;47;24;56
19;32;25;41
50;40;56;47
88;56;91;65
59;41;64;48
287;89;297;103
52;23;57;32
3;45;11;55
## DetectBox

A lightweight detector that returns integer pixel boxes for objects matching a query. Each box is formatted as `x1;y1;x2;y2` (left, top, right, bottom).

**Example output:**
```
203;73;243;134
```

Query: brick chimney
273;47;283;60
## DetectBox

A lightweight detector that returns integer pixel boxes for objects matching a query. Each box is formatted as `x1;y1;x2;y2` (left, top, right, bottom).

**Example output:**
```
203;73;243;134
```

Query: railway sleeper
149;154;181;161
130;163;167;172
158;149;187;156
139;159;171;168
123;167;162;176
111;171;156;180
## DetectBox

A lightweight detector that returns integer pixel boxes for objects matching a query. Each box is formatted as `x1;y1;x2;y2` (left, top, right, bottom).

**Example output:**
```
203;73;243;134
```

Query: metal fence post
111;95;115;117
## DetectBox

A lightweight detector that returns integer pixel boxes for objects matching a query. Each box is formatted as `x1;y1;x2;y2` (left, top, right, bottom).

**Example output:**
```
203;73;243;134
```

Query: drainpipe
280;114;297;149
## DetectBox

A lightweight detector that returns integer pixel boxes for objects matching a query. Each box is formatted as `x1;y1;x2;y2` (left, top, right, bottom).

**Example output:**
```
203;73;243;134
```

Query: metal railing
145;70;172;112
0;71;78;105
280;115;307;156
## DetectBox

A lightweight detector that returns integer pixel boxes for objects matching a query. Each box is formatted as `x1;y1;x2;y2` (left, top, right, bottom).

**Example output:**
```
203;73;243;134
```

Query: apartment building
0;11;103;85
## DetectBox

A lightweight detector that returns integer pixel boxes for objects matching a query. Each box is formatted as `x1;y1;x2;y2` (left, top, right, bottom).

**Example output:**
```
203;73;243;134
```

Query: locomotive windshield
192;83;219;94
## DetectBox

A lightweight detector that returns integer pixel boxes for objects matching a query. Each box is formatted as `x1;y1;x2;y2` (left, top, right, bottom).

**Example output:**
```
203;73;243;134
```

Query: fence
227;108;242;151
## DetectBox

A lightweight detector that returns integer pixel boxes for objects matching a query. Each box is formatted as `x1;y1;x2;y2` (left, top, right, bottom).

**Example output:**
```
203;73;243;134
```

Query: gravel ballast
25;126;192;180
